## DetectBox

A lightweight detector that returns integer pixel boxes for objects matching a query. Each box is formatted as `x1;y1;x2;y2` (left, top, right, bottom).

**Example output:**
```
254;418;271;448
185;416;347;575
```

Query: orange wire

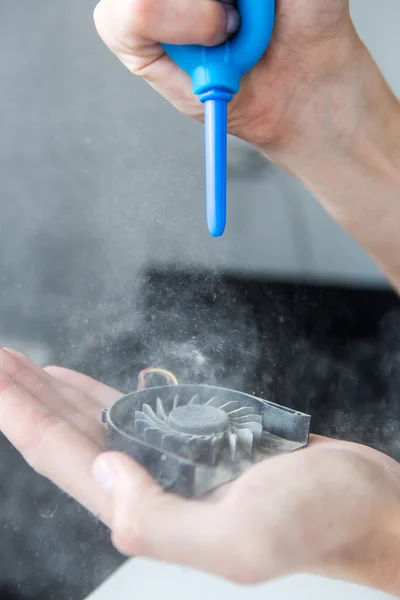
138;368;178;390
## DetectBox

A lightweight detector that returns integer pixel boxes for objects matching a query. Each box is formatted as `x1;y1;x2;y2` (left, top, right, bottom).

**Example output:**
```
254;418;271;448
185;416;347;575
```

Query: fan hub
168;404;229;436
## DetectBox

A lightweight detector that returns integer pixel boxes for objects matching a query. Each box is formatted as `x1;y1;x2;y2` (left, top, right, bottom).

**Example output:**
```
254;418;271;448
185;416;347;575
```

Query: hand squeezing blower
162;0;275;236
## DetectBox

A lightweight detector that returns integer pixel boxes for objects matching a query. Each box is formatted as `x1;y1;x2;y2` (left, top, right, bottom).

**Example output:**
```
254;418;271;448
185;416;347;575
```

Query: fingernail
224;6;240;36
93;457;116;493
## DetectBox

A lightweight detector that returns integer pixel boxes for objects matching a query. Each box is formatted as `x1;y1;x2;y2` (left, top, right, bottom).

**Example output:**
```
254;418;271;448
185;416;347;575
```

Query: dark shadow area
68;268;400;460
1;269;400;599
0;436;123;600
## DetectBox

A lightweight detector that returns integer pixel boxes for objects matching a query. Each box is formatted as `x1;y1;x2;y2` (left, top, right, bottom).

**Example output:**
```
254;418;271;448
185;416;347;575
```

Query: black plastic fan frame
102;384;311;498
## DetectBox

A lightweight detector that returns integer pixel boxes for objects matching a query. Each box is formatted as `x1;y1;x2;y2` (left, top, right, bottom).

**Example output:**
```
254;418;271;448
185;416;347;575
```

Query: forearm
263;38;400;292
314;454;400;596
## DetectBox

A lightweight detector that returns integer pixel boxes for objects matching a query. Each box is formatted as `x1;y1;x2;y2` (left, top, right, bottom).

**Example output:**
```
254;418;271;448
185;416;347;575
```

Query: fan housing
103;384;310;498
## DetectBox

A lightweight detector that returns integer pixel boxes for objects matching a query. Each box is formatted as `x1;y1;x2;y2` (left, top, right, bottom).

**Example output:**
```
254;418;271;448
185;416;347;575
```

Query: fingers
44;366;122;406
0;362;107;509
92;452;232;572
0;348;108;451
0;349;102;428
94;0;240;57
0;349;112;515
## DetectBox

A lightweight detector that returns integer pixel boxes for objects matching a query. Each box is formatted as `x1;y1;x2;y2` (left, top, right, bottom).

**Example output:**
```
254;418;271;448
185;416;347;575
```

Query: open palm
0;348;122;519
1;347;399;592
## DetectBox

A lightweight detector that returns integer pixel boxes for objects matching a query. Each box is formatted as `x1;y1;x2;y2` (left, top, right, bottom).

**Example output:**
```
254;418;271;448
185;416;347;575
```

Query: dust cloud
64;270;400;462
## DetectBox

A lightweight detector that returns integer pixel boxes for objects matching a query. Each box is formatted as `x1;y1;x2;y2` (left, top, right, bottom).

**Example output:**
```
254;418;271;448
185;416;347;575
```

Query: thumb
92;452;231;570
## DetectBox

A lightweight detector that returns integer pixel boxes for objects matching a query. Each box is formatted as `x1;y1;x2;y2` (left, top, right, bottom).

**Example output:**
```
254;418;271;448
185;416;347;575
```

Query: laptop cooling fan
102;368;311;498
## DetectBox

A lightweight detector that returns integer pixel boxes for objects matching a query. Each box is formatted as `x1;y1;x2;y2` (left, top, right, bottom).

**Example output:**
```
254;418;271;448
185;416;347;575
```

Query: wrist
254;28;366;155
317;457;400;596
257;36;400;289
325;519;400;596
260;33;400;176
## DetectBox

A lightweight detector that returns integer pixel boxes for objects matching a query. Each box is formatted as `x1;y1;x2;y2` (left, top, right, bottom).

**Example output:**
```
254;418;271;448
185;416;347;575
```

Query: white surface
86;559;397;600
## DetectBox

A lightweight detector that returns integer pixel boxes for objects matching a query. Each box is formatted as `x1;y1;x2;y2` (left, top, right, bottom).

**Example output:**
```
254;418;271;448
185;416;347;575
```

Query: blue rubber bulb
162;0;275;237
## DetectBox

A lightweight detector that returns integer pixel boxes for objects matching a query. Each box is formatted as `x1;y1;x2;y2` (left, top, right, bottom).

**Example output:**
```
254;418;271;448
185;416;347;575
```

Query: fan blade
188;394;201;405
233;421;262;442
219;401;242;412
228;407;261;419
233;426;254;455
209;435;224;464
205;396;225;408
228;432;237;461
144;427;164;447
186;437;209;461
133;415;150;436
229;413;262;424
173;395;180;409
156;398;168;421
162;433;190;457
142;403;170;429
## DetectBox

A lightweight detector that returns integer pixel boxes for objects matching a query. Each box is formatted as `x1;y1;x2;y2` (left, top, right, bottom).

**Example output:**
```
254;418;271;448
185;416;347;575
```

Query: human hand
93;0;360;150
0;347;122;516
92;0;400;293
92;437;400;595
1;348;400;594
